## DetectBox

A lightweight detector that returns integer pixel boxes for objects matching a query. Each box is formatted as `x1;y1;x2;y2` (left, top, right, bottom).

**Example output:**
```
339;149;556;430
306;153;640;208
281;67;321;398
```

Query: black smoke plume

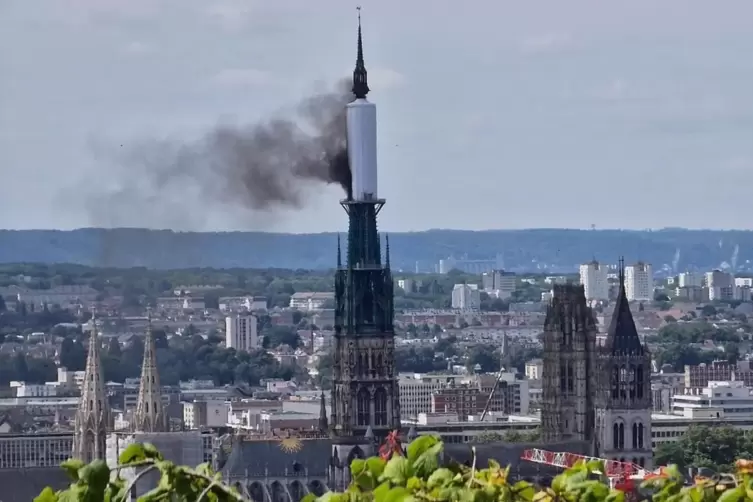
89;79;354;231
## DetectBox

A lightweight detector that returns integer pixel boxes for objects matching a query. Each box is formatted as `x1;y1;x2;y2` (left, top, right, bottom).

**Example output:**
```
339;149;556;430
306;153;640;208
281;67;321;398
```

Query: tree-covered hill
0;227;750;271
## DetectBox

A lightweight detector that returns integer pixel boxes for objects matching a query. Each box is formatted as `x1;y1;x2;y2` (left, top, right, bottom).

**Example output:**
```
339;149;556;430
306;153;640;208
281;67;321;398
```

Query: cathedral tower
73;318;109;462
133;313;167;432
540;284;597;446
594;259;653;468
330;11;400;441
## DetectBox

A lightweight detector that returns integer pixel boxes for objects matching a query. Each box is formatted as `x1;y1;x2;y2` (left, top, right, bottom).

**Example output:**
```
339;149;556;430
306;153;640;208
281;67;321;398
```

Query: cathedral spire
337;234;342;268
385;234;390;268
319;391;329;433
73;315;109;462
133;310;167;432
604;257;645;356
352;7;369;99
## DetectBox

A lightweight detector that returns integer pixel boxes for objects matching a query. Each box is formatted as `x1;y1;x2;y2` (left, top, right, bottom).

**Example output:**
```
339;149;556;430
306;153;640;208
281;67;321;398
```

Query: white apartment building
225;315;259;352
579;261;609;301
735;277;753;288
399;373;467;420
625;262;653;301
219;296;267;312
678;272;703;288
706;270;735;301
481;270;516;300
289;292;334;311
451;284;481;309
182;401;228;429
671;380;753;419
524;359;543;380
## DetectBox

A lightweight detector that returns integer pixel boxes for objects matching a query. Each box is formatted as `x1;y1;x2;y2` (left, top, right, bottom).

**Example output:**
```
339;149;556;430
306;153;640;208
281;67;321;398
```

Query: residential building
481;270;517;300
625;262;653;302
672;380;753;419
579;261;609;301
678;272;703;288
225;315;259;352
451;284;481;310
289;292;334;311
706;270;735;301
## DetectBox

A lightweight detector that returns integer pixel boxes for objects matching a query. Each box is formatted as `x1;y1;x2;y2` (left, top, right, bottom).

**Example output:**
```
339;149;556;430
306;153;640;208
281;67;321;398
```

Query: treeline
650;322;749;371
0;327;308;387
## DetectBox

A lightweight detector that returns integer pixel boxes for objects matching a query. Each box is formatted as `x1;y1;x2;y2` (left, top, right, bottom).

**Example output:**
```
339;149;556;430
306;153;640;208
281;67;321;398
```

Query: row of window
612;422;646;450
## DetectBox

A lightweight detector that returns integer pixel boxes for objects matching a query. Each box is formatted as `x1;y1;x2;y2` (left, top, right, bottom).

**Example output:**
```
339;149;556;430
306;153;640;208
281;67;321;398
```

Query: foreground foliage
36;437;753;501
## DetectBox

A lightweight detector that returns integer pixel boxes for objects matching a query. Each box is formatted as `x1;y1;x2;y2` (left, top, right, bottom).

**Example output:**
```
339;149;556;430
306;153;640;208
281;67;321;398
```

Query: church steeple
133;310;167;432
73;316;109;462
352;7;369;99
319;391;329;433
604;257;645;356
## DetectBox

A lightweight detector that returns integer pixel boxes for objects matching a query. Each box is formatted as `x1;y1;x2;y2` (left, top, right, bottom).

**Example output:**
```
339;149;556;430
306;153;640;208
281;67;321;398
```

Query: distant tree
265;326;300;348
153;329;169;350
0;296;6;312
654;292;671;302
664;315;677;323
203;294;220;310
60;337;87;371
292;311;304;325
702;305;718;317
432;324;443;334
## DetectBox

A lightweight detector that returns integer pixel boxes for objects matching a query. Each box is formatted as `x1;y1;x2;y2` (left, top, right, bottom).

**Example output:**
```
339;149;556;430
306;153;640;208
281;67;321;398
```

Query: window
357;388;370;426
636;365;644;400
638;423;644;449
632;423;638;449
374;388;388;426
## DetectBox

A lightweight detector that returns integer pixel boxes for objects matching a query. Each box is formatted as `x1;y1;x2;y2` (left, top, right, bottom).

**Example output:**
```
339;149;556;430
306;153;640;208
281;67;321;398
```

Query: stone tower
595;260;653;468
330;12;399;442
540;284;597;447
73;318;109;462
329;12;399;490
133;314;167;432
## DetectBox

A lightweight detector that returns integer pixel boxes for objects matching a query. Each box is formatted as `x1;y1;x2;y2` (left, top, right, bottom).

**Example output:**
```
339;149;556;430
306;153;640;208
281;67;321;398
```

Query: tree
60;337;87;371
107;338;122;358
655;425;753;473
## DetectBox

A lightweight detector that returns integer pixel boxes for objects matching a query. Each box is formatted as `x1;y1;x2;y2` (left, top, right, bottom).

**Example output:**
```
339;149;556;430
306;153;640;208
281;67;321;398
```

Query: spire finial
337;234;342;267
352;6;369;99
385;234;390;267
618;256;625;285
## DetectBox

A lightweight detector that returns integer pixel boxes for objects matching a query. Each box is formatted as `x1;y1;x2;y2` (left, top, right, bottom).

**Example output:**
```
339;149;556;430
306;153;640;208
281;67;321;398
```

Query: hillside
0;228;749;272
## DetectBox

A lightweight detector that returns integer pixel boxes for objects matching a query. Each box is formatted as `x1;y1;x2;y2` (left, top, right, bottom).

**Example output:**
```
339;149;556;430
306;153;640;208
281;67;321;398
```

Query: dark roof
604;266;645;356
221;437;332;478
0;468;70;502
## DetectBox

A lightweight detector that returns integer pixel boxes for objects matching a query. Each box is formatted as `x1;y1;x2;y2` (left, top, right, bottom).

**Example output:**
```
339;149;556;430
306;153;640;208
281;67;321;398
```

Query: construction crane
520;448;669;493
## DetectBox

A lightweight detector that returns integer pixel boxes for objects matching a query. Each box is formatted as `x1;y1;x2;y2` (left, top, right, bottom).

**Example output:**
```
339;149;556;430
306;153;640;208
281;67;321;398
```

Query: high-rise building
72;318;109;462
579;260;609;301
225;315;259;351
625;262;653;301
481;270;516;300
330;11;400;449
133;315;168;432
678;272;702;288
706;269;735;301
451;284;481;309
594;262;653;468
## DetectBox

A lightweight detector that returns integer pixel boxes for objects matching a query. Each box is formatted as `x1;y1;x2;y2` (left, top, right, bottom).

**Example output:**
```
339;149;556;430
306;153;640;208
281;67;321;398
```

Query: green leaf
717;486;745;502
551;473;567;493
373;482;391;502
78;460;110;491
366;457;387;478
383;486;411;502
406;435;438;462
119;443;147;465
300;495;316;502
412;442;442;477
380;456;414;486
60;459;85;481
427;468;454;489
142;443;163;461
33;487;58;502
512;480;536;501
350;458;366;477
195;462;214;477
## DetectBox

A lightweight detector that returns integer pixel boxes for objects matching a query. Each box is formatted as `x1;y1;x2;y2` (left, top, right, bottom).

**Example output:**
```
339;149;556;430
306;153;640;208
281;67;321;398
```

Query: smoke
87;79;354;231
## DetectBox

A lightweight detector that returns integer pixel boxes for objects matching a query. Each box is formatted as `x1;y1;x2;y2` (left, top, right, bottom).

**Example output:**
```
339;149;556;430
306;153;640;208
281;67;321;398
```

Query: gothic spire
134;310;167;432
385;234;390;268
319;391;329;433
73;315;109;462
337;234;342;268
352;7;369;99
604;257;645;355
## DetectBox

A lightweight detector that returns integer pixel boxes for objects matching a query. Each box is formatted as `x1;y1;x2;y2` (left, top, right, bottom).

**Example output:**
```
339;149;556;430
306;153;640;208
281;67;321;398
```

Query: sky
1;0;753;232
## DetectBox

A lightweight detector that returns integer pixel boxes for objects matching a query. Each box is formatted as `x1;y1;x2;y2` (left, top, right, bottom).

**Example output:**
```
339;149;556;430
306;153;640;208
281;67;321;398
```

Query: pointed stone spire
385;234;390;268
319;391;329;433
605;257;645;356
337;234;342;268
352;7;369;99
73;315;109;462
133;310;167;432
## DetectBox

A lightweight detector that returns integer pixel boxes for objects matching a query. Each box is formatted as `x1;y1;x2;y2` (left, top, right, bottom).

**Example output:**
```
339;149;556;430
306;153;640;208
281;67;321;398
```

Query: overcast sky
1;0;752;232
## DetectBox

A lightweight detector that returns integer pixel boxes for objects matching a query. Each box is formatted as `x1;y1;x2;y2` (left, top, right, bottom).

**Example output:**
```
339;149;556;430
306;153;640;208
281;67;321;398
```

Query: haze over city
2;0;752;232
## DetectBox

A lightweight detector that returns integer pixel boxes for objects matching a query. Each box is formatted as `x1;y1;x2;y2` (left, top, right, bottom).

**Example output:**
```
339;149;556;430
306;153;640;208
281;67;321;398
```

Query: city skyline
2;0;752;232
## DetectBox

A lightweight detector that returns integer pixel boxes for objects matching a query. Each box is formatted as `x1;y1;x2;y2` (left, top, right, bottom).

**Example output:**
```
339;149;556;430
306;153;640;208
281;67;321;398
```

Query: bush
36;437;751;501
